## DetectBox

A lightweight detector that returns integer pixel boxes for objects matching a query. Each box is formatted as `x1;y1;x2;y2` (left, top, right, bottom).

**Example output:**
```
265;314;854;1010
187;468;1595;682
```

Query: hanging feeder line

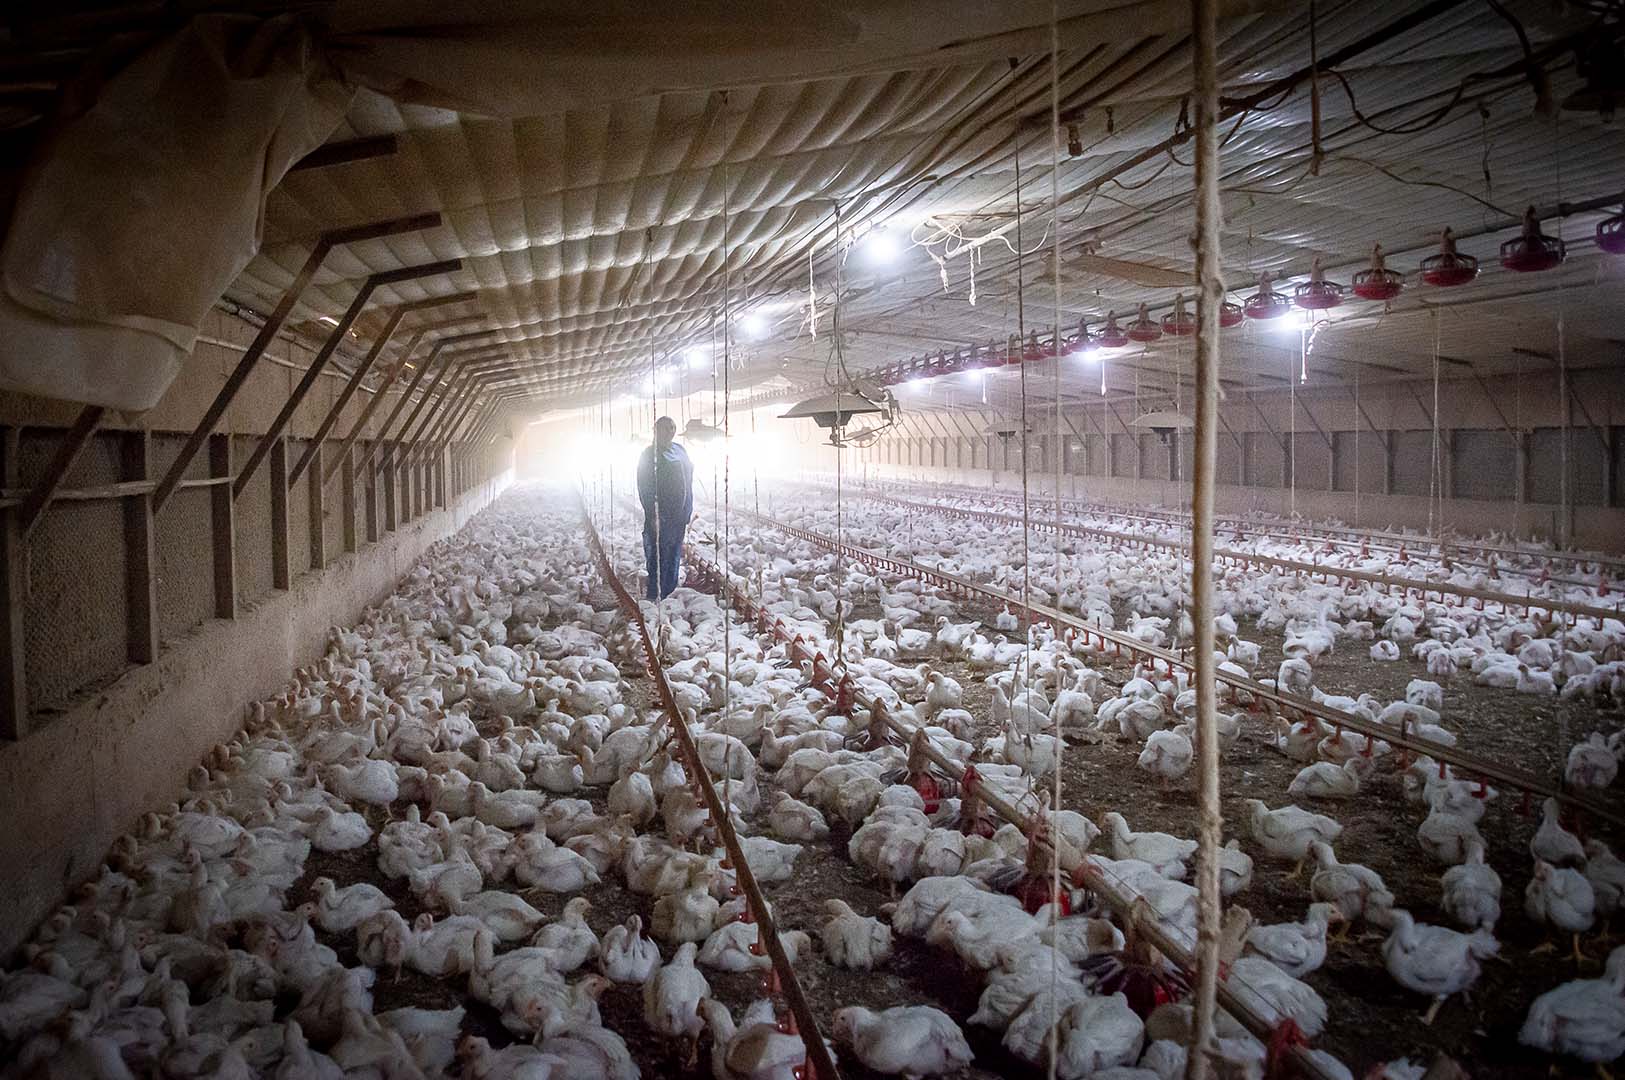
840;474;1625;591
818;486;1625;626
725;504;1625;831
579;503;842;1080
678;539;1345;1080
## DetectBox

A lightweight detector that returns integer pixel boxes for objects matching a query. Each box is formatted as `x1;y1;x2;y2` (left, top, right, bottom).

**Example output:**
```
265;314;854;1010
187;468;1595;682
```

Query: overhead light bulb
686;346;709;370
738;311;768;339
906;377;928;391
864;225;900;265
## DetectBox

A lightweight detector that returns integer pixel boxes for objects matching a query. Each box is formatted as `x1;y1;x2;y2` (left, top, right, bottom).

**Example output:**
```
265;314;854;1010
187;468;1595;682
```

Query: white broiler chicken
832;1004;973;1079
599;915;661;983
1531;797;1586;867
820;899;894;970
1518;944;1625;1068
1566;732;1619;790
311;878;394;934
1380;909;1499;1023
643;942;709;1061
1137;728;1193;786
767;793;829;843
1226;955;1327;1037
1244;800;1342;875
1101;812;1196;879
1525;859;1596;963
1287;757;1369;801
1309;841;1393;926
1245;902;1343;977
1439;840;1501;932
701;998;827;1080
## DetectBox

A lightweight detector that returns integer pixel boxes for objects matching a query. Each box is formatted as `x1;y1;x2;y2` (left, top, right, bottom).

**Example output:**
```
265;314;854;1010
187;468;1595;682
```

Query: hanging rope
1428;309;1441;542
1046;8;1065;1075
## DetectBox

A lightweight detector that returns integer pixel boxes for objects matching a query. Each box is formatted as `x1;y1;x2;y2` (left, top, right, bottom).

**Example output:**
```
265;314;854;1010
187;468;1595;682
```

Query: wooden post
341;447;358;554
1;427;26;738
1187;0;1224;1071
308;442;326;570
208;433;236;619
381;448;398;530
122;431;159;664
269;437;290;589
364;443;379;543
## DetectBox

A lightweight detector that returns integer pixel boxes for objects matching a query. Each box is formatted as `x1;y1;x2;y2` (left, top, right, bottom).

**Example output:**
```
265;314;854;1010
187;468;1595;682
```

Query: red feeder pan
1068;318;1098;354
1243;272;1293;320
1420;227;1478;287
1597;205;1625;255
1094;311;1129;349
1500;206;1565;273
1126;303;1163;343
1293;257;1344;310
1352;243;1404;301
1219;300;1245;327
1162;294;1197;336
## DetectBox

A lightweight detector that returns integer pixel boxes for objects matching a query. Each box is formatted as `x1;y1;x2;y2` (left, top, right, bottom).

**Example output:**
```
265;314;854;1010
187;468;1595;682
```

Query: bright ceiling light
906;377;928;391
738;311;769;339
685;346;709;369
864;225;900;265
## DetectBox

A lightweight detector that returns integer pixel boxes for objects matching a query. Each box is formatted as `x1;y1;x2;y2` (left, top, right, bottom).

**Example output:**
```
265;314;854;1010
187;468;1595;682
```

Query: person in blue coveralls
636;415;694;600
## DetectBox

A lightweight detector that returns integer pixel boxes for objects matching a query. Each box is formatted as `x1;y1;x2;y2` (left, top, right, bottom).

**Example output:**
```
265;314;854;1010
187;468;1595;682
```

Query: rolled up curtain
0;15;351;410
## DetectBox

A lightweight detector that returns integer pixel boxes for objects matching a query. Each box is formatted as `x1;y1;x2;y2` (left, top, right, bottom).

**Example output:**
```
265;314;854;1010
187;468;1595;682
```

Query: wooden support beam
289;291;477;486
209;434;236;620
153;211;443;512
122;431;158;665
382;448;399;531
341;446;358;554
1;427;26;738
268;437;290;590
308;442;326;570
288;134;400;172
19;404;106;538
363;443;379;543
234;258;463;499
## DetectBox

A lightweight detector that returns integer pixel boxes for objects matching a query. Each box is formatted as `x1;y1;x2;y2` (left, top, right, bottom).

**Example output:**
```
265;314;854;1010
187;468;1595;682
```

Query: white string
1046;8;1064;1074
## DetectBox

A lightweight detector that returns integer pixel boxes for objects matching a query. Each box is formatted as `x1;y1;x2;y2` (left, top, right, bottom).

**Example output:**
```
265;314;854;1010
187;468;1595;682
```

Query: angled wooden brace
287;290;477;486
152;211;442;512
343;330;498;482
318;314;485;485
233;257;463;499
16;405;107;539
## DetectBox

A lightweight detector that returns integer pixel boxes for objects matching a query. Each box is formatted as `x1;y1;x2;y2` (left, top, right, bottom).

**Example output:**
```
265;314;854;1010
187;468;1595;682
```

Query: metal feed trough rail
846;476;1625;590
731;506;1625;832
679;541;1347;1080
842;488;1625;628
579;506;841;1080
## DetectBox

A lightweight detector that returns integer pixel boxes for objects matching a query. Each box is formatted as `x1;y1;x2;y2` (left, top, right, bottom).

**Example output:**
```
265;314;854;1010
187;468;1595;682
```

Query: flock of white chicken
1;482;1622;1080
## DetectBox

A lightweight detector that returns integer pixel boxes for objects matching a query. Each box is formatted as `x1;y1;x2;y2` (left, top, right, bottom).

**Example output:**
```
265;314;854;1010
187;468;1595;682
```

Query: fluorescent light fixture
318;316;340;326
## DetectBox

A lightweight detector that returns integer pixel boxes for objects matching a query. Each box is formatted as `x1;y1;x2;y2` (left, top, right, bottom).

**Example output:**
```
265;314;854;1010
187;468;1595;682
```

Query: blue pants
643;520;685;600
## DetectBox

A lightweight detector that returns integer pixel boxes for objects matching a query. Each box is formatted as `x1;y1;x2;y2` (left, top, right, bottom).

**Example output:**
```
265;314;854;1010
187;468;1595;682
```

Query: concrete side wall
0;471;511;959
